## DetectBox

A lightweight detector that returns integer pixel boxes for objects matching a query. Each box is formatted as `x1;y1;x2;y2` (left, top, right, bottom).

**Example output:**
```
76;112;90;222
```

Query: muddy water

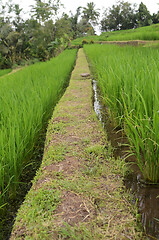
92;80;159;240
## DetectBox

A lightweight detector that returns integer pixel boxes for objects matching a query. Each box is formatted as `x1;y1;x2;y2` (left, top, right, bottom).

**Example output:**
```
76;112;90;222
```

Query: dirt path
95;40;159;46
8;67;24;75
10;49;144;239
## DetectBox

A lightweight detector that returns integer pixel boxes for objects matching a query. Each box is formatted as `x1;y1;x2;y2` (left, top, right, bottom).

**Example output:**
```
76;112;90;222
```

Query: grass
71;23;159;46
0;68;12;77
84;44;159;183
0;49;77;208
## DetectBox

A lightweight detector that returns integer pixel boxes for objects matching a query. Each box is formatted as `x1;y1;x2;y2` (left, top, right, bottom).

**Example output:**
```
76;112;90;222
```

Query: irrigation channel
92;79;159;240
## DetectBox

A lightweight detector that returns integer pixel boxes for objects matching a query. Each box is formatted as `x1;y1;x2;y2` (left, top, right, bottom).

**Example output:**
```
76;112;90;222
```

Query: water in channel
92;79;159;240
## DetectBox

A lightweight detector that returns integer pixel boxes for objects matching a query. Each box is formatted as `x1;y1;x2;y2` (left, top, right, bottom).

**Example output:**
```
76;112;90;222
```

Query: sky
11;0;159;16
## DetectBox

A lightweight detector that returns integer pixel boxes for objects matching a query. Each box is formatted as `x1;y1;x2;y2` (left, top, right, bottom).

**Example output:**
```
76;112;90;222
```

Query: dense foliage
101;1;157;31
0;0;99;68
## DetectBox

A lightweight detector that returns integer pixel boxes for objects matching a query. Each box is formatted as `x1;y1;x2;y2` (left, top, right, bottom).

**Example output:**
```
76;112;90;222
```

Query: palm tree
82;2;100;26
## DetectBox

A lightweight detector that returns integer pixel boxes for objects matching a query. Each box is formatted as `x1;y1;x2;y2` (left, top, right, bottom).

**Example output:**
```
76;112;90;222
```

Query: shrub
82;39;88;45
89;39;94;44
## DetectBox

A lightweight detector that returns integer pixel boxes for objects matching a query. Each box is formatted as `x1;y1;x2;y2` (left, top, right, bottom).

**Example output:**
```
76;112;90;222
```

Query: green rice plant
84;44;159;183
0;49;77;207
0;69;12;77
99;23;159;42
100;31;159;41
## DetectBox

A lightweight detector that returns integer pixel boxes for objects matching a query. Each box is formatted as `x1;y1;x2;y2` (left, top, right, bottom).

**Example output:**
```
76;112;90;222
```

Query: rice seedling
0;49;77;207
84;44;159;183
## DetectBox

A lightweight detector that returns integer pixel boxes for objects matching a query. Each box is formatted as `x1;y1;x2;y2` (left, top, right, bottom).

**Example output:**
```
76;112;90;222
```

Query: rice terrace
0;0;159;239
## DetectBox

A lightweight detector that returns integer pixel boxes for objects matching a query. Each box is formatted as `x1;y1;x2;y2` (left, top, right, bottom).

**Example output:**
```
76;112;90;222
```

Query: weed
43;144;67;165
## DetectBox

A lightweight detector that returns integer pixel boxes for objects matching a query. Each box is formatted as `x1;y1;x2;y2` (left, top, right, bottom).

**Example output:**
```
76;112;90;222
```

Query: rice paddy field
0;69;12;77
100;23;159;41
84;44;159;183
0;49;77;209
71;23;159;46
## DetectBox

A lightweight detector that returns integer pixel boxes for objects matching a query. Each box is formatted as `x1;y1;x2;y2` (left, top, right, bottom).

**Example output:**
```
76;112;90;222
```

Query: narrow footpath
11;49;143;239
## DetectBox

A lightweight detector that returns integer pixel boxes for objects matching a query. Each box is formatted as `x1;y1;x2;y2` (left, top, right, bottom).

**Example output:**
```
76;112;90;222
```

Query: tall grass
84;44;159;183
0;69;12;77
0;49;77;207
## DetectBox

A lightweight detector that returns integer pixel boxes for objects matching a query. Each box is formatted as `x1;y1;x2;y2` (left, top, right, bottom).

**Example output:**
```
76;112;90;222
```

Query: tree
30;0;61;23
77;18;95;36
152;12;159;24
0;0;6;21
0;22;22;66
0;22;13;67
101;4;121;31
101;1;137;32
137;2;152;27
12;4;23;32
48;38;61;57
54;13;72;39
70;7;82;39
22;19;46;59
120;1;137;30
82;2;100;26
44;19;56;44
